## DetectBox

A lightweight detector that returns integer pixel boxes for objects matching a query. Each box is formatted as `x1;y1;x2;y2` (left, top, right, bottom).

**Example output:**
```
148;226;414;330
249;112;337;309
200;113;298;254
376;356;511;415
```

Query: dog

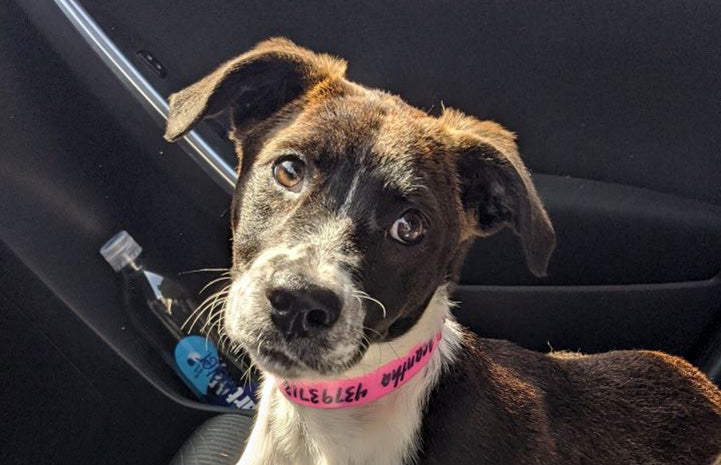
164;38;721;465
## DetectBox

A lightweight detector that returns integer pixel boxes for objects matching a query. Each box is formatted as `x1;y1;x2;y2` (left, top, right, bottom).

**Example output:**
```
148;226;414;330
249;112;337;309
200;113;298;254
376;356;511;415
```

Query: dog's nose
267;286;341;339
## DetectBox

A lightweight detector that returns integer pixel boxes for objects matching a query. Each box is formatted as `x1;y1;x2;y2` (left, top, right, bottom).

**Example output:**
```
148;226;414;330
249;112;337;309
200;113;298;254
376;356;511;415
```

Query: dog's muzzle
266;283;342;340
225;245;367;378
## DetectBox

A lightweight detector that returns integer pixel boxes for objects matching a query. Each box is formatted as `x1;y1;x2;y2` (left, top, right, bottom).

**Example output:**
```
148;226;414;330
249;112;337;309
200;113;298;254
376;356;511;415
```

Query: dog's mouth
254;343;305;376
251;334;369;379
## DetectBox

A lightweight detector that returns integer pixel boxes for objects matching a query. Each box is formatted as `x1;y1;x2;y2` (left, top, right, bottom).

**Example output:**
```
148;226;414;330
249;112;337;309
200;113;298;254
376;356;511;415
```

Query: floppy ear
164;37;346;142
443;109;556;277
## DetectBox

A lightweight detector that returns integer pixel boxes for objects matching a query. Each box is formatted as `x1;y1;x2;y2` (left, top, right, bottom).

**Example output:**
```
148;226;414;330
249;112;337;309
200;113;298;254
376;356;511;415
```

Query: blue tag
174;335;220;395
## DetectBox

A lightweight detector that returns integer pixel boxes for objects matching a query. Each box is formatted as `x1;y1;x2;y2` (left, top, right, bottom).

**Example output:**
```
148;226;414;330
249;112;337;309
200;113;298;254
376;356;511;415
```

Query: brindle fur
165;38;721;464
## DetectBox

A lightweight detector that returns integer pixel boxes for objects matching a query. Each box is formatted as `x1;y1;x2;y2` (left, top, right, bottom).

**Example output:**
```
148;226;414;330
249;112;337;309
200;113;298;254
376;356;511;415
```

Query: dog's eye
273;156;306;192
389;210;425;245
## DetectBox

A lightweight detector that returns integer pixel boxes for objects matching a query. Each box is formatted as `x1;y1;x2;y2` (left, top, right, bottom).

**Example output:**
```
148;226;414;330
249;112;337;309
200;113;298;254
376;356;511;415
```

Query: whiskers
352;290;387;319
178;267;234;276
362;326;401;362
181;270;232;334
179;269;259;385
352;291;403;368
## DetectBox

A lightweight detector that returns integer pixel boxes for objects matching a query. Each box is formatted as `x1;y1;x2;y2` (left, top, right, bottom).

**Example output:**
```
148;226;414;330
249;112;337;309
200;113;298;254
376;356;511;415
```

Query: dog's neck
238;286;463;465
275;329;442;408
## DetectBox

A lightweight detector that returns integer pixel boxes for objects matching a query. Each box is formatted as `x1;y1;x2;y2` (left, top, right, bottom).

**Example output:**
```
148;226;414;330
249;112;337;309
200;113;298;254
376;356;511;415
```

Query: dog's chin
244;334;368;380
252;343;307;379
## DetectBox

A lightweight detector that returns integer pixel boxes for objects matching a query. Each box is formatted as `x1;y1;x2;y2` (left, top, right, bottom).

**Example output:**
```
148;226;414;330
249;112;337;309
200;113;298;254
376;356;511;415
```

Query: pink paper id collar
277;331;442;409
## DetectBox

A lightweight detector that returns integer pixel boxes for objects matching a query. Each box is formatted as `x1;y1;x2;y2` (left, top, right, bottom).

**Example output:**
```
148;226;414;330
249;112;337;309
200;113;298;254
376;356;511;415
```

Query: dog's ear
164;37;347;142
443;109;555;277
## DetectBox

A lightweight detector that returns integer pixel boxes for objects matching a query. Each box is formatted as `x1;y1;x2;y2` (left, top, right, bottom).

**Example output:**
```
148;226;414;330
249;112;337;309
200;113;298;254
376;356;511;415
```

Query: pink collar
277;331;442;409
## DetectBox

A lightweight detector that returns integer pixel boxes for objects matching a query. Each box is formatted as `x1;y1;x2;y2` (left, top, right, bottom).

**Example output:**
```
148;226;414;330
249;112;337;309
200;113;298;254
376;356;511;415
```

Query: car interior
2;1;720;464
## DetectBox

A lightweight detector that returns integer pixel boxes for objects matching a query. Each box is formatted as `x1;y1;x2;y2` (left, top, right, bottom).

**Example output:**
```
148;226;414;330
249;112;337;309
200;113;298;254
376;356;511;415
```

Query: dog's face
222;90;464;377
165;38;555;379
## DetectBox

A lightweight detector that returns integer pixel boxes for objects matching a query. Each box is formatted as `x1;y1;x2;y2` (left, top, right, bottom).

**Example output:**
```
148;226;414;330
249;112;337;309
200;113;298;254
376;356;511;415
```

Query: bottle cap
100;230;142;272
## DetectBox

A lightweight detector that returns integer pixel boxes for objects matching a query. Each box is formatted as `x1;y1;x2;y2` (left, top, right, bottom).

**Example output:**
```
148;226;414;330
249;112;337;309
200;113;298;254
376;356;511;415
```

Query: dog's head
165;38;554;379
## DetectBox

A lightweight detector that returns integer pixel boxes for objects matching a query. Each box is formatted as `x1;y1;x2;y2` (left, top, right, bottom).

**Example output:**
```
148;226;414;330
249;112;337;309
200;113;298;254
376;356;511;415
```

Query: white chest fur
237;290;462;465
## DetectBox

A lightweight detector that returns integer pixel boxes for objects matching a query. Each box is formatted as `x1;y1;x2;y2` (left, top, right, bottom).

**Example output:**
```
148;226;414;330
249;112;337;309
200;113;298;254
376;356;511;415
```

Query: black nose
267;286;342;339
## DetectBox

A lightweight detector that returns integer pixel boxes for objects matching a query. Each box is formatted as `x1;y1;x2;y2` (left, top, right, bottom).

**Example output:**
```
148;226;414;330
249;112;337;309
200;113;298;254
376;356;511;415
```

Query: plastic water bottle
100;231;257;409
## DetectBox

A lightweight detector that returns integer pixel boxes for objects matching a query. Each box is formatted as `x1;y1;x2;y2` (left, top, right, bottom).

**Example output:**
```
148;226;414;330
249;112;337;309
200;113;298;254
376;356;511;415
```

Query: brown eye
273;156;305;191
389;210;425;245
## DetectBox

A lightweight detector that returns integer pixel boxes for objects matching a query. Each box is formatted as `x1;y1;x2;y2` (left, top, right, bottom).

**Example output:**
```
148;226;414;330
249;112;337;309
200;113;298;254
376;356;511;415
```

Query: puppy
165;38;721;465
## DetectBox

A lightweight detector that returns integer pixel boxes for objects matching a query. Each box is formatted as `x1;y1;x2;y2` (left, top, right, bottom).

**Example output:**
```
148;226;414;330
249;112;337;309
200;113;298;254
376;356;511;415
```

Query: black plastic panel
79;0;721;206
1;295;104;465
0;10;234;404
0;243;221;465
1;5;244;463
454;277;721;358
464;175;721;285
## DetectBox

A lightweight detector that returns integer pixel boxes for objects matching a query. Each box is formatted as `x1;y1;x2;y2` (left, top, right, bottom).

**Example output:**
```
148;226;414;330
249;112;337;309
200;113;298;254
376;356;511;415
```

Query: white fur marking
340;173;361;215
237;286;462;465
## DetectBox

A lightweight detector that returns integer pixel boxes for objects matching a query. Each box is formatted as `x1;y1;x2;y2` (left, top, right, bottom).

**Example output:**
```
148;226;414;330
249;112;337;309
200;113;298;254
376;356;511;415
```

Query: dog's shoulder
419;331;721;465
419;332;561;464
